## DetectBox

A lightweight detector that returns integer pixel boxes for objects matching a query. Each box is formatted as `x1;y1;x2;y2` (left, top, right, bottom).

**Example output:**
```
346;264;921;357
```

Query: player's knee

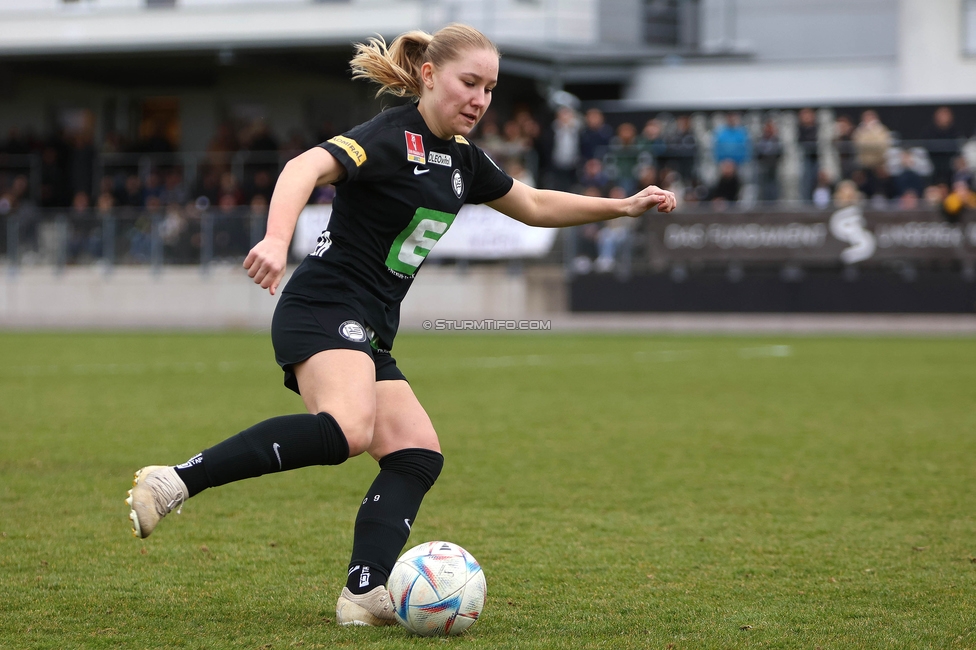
330;409;375;457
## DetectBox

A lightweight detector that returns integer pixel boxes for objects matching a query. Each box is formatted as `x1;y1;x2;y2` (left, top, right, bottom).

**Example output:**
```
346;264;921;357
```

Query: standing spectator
194;169;220;207
39;139;70;208
66;191;91;264
895;150;925;199
472;116;505;161
812;170;834;209
833;114;856;181
710;159;741;204
579;108;613;161
754;118;782;202
570;186;605;274
143;171;164;205
603;123;641;194
951;155;973;187
120;174;144;208
797;108;819;201
498;119;530;162
870;165;899;206
92;189;115;260
206;122;238;174
712;112;750;167
161;169;188;206
246;120;279;155
218;171;244;207
636;164;659;192
920;106;961;186
853;110;891;174
516;109;543;179
637;118;667;162
578;158;610;195
245;169;275;206
159;201;189;262
69;127;95;204
546;106;582;191
245;120;280;178
661;114;697;183
503;158;535;188
594;186;635;273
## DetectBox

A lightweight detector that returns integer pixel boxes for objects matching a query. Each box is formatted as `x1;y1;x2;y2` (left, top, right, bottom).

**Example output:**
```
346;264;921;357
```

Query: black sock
346;563;386;595
174;412;350;498
346;448;444;595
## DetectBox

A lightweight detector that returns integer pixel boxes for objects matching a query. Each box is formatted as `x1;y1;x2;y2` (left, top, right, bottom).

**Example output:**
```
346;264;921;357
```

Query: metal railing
0;150;289;207
2;205;268;273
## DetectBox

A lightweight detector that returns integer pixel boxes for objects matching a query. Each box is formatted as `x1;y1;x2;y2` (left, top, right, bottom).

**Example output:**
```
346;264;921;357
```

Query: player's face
421;48;498;138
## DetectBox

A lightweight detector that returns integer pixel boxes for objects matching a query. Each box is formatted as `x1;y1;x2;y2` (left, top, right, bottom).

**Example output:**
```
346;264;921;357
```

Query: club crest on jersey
428;151;451;167
339;320;367;343
451;169;463;198
405;131;425;164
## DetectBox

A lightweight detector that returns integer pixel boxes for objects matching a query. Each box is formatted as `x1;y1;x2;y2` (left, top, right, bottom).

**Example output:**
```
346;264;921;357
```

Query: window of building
644;0;699;48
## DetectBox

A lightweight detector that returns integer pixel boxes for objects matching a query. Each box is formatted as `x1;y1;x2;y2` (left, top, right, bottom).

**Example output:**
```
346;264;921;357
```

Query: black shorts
271;292;406;395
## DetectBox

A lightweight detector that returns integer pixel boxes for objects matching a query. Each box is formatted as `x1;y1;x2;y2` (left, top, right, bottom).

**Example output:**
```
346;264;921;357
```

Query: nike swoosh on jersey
413;167;430;175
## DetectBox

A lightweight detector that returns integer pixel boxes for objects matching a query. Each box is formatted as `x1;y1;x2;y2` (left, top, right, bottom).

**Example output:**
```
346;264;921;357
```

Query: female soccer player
126;23;676;626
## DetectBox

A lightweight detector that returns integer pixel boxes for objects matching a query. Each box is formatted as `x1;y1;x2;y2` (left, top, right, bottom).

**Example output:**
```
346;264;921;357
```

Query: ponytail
350;24;499;99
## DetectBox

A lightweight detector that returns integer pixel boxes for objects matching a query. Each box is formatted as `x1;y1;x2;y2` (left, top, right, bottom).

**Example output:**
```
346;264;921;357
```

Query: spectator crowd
0;118;332;264
1;103;975;270
468;103;976;273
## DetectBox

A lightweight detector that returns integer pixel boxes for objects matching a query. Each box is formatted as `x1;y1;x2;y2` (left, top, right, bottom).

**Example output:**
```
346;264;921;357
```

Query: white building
0;0;973;149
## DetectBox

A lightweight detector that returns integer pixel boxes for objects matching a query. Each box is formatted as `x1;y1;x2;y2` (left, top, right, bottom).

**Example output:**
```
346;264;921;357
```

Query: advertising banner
649;208;976;265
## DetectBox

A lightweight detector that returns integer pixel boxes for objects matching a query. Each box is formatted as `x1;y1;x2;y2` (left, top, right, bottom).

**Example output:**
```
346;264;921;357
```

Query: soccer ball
386;541;486;636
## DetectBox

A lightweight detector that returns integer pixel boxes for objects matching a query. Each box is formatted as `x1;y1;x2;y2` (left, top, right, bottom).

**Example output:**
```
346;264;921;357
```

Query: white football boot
335;586;397;626
125;466;188;538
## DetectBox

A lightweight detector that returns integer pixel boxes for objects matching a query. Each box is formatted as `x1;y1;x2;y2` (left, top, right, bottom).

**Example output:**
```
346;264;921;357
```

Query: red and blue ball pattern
387;541;486;636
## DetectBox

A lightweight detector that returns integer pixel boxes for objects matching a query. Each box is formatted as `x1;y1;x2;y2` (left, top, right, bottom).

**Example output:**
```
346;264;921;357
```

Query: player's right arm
244;147;345;295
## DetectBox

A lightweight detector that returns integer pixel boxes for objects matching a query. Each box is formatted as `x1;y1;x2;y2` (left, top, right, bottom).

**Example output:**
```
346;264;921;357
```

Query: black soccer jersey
282;103;514;349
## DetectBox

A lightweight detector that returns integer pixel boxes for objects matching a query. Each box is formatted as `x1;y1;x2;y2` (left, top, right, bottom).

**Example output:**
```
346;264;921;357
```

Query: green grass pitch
2;332;975;649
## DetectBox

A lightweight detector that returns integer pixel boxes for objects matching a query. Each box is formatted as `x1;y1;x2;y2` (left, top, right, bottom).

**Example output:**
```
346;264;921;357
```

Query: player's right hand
244;237;289;295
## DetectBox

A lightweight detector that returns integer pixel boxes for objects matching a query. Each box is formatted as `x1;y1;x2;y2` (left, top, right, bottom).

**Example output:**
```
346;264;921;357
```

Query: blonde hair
350;24;499;99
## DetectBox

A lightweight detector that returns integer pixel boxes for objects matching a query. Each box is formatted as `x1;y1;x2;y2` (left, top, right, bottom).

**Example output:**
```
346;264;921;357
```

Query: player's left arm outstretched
487;180;676;227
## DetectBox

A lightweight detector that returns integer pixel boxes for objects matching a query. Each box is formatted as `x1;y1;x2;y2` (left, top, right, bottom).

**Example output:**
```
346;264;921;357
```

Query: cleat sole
127;481;144;538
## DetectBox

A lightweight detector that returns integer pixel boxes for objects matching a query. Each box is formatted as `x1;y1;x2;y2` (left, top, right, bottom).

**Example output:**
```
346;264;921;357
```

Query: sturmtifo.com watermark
422;319;552;331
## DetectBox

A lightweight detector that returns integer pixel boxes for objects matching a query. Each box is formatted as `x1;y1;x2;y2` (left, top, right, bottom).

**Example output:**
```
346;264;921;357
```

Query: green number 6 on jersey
385;207;457;276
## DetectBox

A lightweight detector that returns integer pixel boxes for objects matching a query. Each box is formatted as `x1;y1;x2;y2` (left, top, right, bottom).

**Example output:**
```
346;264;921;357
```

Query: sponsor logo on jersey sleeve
326;136;367;167
454;135;469;145
405;131;426;164
428;151;452;167
339;320;367;343
452;169;464;198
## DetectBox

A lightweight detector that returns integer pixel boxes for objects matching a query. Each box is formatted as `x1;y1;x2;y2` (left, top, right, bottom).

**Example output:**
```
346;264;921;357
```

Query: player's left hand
625;185;677;216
